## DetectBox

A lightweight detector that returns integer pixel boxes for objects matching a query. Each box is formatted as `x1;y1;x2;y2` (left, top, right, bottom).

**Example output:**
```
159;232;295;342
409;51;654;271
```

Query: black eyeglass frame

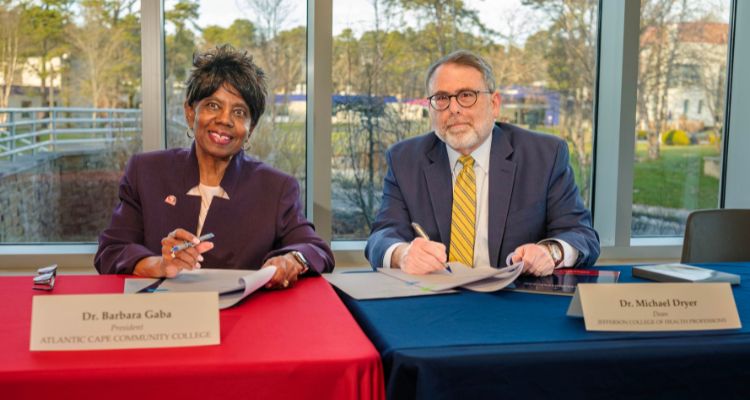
427;89;493;111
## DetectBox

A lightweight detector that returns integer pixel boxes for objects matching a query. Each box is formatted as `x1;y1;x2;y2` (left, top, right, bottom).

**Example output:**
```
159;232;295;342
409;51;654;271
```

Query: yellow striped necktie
449;155;476;267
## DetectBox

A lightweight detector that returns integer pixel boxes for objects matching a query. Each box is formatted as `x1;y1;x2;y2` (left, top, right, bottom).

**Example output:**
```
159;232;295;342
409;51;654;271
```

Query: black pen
411;222;453;273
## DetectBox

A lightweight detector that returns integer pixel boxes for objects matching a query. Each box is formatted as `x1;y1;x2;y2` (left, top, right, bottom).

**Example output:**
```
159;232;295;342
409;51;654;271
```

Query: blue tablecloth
340;263;750;400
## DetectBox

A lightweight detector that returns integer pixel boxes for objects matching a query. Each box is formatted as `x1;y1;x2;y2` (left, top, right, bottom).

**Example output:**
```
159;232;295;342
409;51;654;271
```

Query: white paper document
460;263;526;292
379;261;524;292
324;272;457;300
326;262;524;300
124;267;276;309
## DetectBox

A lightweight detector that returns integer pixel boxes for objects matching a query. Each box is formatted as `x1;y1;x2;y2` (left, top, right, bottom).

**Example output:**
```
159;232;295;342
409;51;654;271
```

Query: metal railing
0;107;141;161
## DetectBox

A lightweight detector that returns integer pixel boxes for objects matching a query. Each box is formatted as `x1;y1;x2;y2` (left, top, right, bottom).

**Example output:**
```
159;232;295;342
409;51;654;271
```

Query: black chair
681;209;750;263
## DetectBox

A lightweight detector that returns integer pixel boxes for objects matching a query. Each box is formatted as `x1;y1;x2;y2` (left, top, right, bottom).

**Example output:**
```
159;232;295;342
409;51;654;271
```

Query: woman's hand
134;229;214;278
262;253;306;289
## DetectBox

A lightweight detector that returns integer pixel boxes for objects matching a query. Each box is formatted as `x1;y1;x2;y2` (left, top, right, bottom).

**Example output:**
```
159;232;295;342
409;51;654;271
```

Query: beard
434;117;492;154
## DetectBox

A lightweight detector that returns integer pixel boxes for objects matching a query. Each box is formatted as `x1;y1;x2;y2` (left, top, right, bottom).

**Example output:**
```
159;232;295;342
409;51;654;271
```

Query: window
164;0;307;201
0;1;142;243
669;63;701;88
3;1;750;267
330;0;598;240
632;0;730;238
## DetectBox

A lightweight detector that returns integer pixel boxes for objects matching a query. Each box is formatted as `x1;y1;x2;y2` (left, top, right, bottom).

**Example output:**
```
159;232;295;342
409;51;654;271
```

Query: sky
166;0;549;45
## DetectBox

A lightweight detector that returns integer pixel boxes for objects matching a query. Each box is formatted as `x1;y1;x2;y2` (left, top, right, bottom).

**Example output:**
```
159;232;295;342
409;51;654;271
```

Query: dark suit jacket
365;123;599;269
95;144;334;274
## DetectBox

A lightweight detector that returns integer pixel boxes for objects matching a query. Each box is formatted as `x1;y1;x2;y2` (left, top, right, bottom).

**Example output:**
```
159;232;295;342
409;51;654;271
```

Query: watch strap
538;240;564;267
290;251;310;275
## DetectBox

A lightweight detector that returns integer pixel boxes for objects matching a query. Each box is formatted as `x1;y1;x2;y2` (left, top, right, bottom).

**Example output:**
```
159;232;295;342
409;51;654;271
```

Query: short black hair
185;45;267;128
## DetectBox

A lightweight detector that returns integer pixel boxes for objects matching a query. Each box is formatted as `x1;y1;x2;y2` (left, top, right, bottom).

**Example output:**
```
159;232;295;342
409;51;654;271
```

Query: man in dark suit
365;50;599;276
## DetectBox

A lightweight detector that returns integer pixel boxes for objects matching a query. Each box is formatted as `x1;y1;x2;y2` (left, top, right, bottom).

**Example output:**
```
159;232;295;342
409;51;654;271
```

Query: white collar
445;133;492;175
186;184;230;200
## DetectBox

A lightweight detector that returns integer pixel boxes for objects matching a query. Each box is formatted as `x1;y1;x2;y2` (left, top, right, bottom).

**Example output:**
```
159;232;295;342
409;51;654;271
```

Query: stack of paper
325;262;524;300
124;267;276;309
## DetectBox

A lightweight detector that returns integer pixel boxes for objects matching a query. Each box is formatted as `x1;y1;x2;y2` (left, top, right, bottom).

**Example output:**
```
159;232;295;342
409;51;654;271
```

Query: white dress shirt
187;183;229;236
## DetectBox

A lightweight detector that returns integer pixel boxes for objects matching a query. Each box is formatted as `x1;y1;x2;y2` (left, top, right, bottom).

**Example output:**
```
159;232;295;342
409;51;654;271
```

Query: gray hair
425;50;496;94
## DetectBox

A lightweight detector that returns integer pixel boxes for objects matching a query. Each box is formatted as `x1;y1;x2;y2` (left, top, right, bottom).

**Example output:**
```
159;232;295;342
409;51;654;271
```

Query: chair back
681;209;750;263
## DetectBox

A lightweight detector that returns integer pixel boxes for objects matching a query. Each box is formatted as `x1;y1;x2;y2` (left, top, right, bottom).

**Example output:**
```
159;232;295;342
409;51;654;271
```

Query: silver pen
171;232;215;253
410;222;452;273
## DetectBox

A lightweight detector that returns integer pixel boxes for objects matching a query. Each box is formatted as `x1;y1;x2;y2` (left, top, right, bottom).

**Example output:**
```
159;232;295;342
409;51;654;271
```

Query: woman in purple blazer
95;45;333;289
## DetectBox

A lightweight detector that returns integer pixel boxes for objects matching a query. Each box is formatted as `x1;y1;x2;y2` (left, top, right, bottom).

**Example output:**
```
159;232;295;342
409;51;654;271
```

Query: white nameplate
567;283;741;331
30;292;220;351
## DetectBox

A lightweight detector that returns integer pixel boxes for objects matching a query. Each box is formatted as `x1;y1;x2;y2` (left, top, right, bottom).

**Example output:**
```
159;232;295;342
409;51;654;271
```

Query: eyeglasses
427;89;492;111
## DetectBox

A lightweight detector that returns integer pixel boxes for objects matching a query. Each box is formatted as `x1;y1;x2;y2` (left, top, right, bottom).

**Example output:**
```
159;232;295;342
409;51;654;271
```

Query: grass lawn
633;142;721;209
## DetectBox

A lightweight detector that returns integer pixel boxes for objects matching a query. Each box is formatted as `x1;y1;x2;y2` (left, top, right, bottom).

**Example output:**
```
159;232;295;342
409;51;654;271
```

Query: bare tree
491;7;547;87
637;0;690;160
23;0;72;108
524;0;598;201
331;0;415;236
330;0;495;236
660;13;728;150
236;0;308;183
66;0;139;108
238;0;293;125
385;0;489;56
0;2;24;114
683;24;728;146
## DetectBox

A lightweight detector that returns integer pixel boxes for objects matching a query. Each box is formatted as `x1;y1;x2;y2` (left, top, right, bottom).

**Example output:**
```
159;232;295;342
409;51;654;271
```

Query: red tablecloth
0;275;384;400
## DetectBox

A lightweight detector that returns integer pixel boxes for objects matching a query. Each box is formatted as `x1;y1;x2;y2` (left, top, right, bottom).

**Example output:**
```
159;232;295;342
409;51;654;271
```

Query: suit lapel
201;151;248;236
198;149;246;235
424;138;453;247
173;144;201;233
488;125;516;267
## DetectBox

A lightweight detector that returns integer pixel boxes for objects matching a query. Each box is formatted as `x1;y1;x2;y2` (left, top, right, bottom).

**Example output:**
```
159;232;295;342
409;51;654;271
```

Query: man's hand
511;243;556;276
392;238;448;275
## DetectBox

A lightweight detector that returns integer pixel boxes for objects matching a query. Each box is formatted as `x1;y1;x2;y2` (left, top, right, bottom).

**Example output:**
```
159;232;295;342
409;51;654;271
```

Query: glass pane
164;0;307;204
331;0;598;240
632;0;730;237
0;1;142;243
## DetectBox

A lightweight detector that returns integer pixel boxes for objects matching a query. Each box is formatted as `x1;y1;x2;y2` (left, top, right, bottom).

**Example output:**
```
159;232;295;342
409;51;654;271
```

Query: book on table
632;263;740;285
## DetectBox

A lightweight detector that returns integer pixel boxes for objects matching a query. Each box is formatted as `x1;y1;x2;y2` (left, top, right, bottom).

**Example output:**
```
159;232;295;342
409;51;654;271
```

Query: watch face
547;243;562;262
292;251;308;266
292;251;310;274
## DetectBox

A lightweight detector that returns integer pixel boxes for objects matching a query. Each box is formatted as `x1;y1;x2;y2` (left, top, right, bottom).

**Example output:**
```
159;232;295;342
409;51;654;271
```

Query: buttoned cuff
382;242;406;269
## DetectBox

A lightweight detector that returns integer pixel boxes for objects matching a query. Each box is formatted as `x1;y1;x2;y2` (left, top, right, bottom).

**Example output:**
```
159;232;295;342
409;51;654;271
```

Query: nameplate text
567;283;741;331
30;292;220;351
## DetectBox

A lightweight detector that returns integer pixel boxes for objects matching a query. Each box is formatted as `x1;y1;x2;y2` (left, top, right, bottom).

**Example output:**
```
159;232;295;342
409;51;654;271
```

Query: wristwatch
539;240;564;268
290;251;310;275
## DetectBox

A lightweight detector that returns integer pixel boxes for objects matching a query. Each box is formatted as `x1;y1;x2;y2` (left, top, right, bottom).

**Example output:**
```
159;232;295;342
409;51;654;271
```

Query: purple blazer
95;144;334;275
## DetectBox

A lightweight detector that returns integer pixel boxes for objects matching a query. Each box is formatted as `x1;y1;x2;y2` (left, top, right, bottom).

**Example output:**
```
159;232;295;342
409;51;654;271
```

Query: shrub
636;130;648;140
661;129;690;146
708;131;720;145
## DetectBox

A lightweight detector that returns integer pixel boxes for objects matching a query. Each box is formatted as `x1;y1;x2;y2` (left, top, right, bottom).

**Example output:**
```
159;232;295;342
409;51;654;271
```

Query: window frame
2;0;749;270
